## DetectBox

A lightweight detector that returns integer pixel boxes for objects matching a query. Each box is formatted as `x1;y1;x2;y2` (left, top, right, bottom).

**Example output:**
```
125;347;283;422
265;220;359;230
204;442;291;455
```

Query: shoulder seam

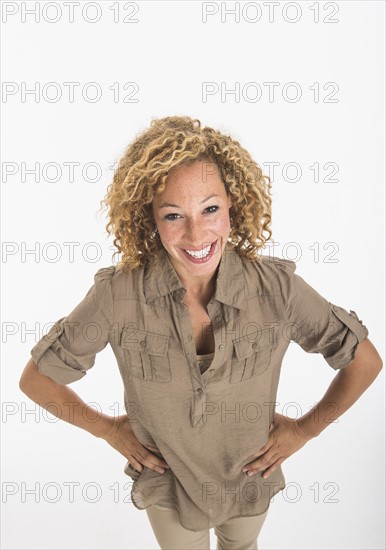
259;256;296;325
93;266;115;328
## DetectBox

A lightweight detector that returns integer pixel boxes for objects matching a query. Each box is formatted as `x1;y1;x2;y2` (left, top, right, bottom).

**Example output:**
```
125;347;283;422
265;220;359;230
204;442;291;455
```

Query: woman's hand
102;414;170;475
241;412;310;479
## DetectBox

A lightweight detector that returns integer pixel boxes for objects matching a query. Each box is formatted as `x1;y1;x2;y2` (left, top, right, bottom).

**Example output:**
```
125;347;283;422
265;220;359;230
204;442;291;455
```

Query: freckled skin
151;161;233;298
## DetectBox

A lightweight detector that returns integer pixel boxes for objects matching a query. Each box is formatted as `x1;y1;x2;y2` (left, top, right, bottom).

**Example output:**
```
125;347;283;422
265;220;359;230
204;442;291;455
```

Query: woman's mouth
180;239;218;264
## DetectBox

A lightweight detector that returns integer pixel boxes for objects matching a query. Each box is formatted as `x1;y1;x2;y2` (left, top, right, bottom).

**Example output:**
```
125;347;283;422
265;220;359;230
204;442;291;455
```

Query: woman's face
151;160;233;285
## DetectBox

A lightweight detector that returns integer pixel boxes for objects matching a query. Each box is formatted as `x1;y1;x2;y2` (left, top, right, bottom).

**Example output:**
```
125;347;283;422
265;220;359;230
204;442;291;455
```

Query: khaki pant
145;503;269;550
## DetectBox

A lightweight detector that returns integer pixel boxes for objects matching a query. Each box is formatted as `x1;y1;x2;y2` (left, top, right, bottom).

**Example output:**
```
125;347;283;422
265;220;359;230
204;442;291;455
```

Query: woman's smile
179;239;218;264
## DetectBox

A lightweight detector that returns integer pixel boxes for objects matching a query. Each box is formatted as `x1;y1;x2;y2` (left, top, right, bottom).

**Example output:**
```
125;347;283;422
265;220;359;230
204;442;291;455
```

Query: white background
1;1;385;549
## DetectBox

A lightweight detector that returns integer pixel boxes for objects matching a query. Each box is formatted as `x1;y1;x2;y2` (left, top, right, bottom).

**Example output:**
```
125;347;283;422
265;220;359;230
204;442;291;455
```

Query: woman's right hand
102;414;170;475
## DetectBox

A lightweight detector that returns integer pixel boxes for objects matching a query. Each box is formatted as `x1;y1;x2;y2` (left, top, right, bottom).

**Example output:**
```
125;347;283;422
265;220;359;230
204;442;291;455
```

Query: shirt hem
131;482;285;532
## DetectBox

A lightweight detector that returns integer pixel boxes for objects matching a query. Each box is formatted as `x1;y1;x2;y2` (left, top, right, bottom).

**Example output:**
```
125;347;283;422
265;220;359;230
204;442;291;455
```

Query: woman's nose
184;220;206;244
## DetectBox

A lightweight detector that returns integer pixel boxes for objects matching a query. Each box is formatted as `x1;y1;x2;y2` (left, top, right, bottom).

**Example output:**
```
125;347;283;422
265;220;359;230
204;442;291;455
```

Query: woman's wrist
295;415;318;441
89;412;116;439
97;413;133;440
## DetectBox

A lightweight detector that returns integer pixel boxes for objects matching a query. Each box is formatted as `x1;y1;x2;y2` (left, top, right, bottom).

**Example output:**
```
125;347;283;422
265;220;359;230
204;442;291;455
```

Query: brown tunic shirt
30;242;369;531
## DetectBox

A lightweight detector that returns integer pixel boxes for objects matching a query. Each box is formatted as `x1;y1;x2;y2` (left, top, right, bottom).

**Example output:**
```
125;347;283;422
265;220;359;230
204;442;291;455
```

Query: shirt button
209;300;214;304
140;340;146;348
215;316;221;322
219;344;225;350
252;343;257;350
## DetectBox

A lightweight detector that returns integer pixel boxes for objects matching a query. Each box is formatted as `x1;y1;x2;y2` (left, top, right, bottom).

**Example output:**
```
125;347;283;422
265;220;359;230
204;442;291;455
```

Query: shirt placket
177;295;227;430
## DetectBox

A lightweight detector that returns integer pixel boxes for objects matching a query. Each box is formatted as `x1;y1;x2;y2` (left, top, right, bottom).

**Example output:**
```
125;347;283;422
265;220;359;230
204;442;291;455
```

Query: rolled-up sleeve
30;266;115;384
274;259;369;370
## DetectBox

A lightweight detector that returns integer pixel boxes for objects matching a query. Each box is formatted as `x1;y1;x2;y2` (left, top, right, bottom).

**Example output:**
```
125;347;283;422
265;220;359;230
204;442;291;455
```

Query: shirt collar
144;241;247;310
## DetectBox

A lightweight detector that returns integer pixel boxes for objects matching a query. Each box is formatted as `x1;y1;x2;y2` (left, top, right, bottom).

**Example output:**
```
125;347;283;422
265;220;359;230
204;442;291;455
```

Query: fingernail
247;471;254;476
159;468;165;473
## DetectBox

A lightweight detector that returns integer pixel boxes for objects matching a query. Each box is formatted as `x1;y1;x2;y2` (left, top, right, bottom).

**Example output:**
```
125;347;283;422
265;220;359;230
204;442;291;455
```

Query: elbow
19;358;41;397
368;341;383;373
19;375;32;396
20;357;63;397
19;372;32;397
357;338;383;373
371;358;383;385
367;352;383;382
19;377;25;393
375;356;383;372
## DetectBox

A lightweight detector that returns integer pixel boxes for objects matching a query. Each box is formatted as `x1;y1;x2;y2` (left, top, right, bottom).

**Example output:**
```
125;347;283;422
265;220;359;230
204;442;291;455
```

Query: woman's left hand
241;413;310;479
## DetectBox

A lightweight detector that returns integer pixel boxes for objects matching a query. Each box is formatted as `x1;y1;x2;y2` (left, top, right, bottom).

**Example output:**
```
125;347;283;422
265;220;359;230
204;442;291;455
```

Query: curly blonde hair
98;115;272;272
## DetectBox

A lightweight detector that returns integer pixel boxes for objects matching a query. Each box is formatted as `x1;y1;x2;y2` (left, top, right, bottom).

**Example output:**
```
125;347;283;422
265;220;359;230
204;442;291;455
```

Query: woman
20;116;383;550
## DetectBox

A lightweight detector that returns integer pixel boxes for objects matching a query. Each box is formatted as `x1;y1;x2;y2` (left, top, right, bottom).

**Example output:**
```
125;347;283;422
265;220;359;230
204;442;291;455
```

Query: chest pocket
120;327;172;383
230;328;273;383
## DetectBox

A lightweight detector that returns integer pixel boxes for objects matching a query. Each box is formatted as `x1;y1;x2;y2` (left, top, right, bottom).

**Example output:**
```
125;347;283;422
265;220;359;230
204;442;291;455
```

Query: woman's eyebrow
158;194;221;210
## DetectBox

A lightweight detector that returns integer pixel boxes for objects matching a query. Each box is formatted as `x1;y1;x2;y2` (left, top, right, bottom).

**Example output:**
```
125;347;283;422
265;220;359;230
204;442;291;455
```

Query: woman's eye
206;205;219;214
164;205;219;221
164;213;180;221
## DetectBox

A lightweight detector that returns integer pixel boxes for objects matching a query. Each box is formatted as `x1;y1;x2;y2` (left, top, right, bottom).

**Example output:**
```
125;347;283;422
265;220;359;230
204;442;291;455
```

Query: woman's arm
19;358;171;473
19;358;114;438
241;337;383;478
296;337;383;439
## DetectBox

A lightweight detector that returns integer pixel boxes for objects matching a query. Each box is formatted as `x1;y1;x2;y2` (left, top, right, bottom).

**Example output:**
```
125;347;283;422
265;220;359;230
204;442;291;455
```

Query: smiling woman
20;115;383;550
150;160;233;295
98;115;273;273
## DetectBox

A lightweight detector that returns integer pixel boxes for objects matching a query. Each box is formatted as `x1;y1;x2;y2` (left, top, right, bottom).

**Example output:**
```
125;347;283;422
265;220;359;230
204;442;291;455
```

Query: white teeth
185;244;212;258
